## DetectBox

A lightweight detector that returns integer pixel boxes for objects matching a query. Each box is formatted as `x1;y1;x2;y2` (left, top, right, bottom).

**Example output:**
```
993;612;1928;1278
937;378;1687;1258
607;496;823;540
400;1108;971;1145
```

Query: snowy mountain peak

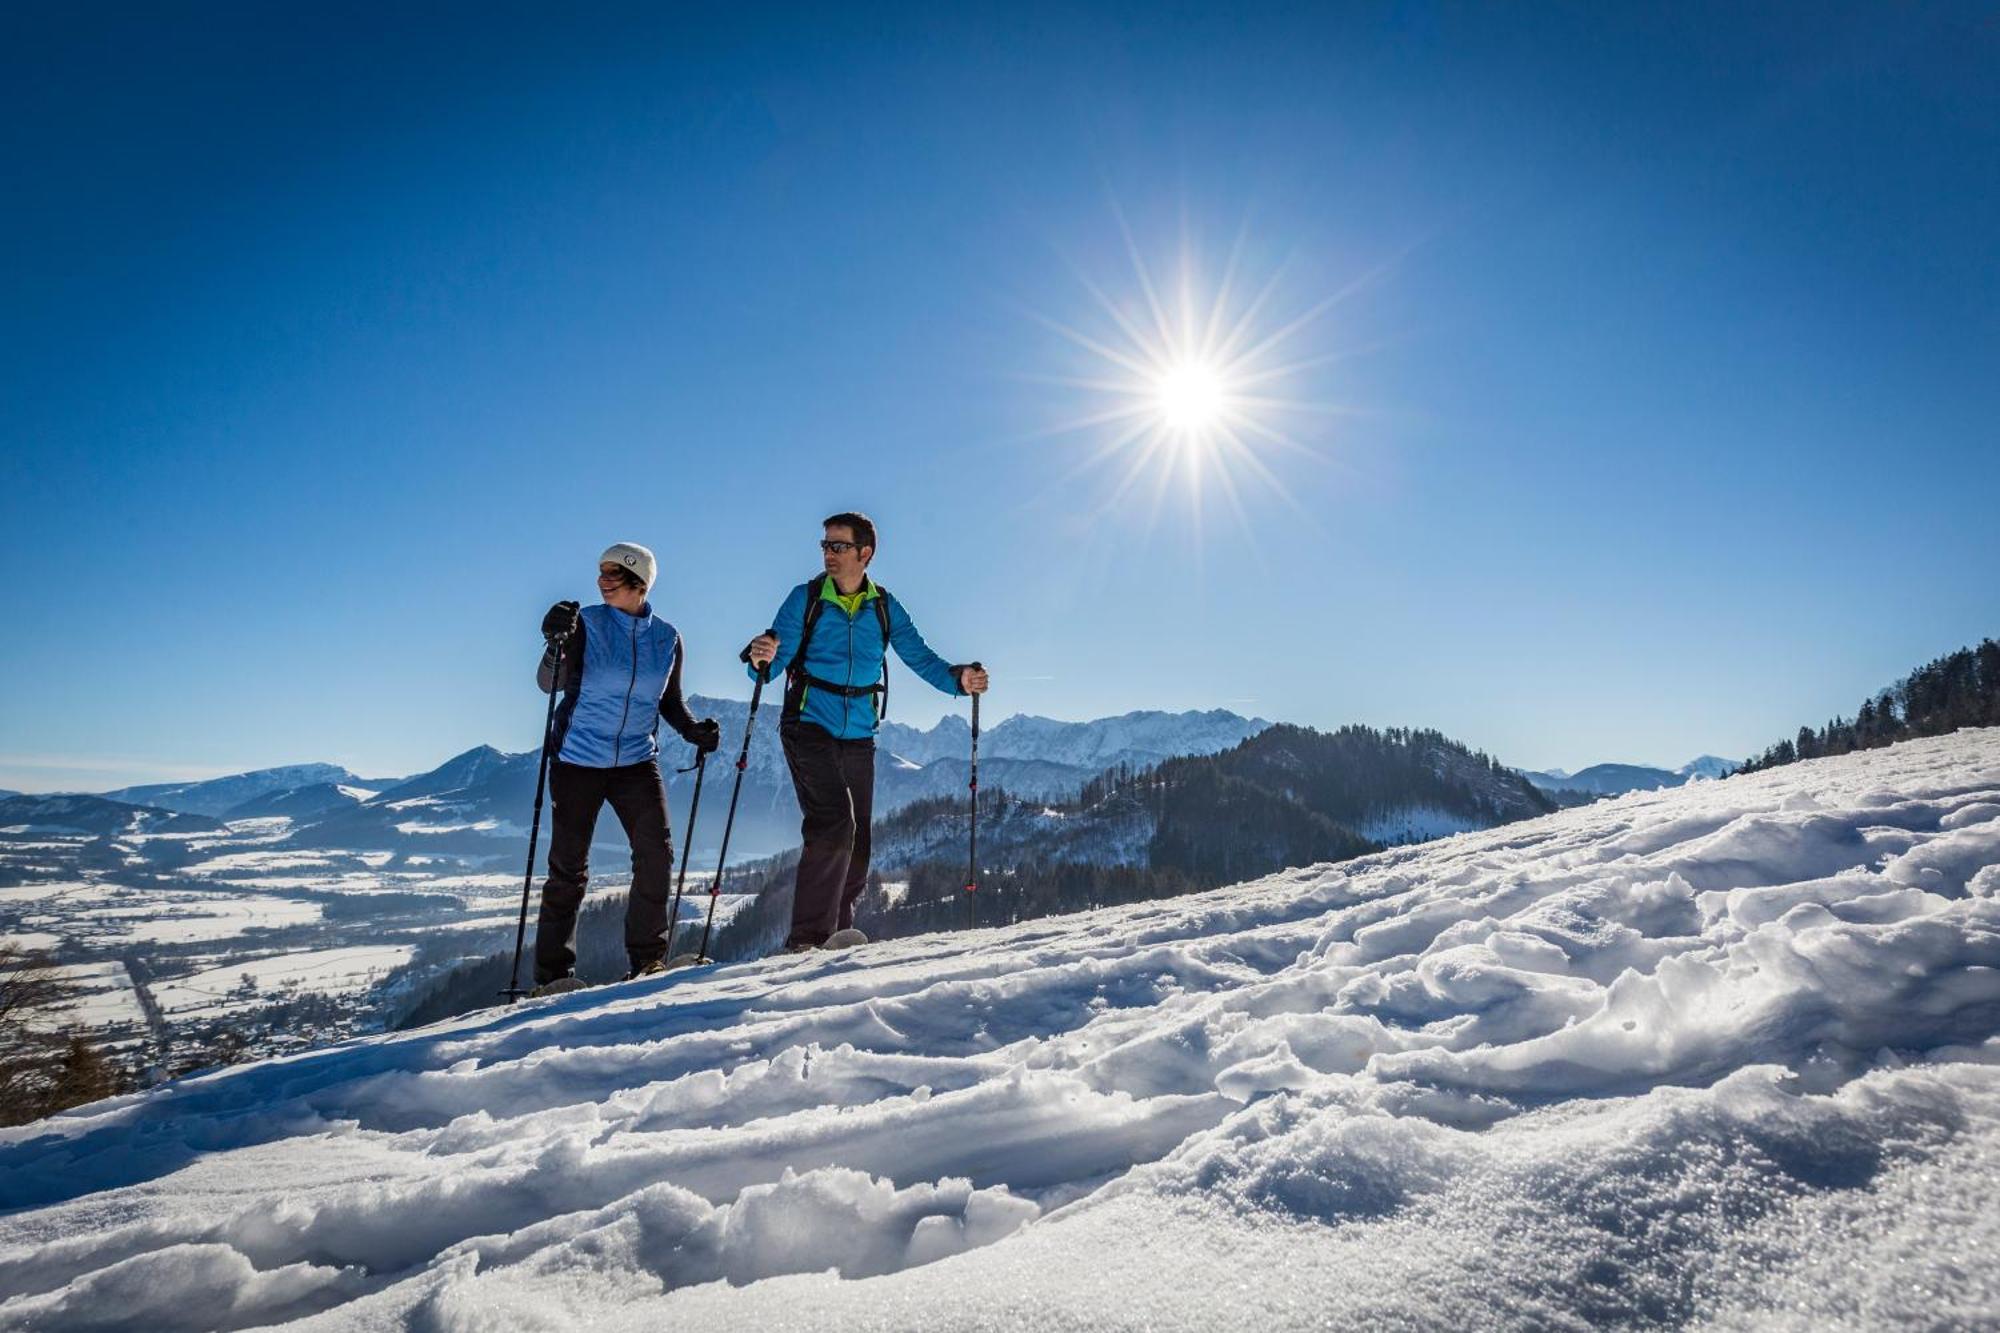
371;745;522;802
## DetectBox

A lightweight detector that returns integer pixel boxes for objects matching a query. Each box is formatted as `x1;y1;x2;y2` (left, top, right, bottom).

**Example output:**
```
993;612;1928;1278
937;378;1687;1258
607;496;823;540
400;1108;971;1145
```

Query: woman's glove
541;601;581;644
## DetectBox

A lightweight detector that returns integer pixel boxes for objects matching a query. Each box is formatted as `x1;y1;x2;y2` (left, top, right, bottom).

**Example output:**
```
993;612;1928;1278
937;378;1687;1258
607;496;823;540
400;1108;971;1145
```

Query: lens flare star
1025;219;1370;542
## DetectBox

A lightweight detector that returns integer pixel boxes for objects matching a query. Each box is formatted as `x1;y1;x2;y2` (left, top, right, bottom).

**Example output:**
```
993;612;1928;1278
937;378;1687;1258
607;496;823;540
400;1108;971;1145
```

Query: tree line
1740;638;2000;773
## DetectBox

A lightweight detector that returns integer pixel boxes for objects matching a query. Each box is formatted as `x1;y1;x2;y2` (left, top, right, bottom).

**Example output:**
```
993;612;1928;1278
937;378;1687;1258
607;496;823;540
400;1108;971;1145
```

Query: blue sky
3;2;1996;791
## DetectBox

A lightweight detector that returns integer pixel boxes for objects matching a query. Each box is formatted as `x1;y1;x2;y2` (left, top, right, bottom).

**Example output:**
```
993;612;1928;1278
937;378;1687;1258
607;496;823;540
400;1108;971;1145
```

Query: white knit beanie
599;542;657;588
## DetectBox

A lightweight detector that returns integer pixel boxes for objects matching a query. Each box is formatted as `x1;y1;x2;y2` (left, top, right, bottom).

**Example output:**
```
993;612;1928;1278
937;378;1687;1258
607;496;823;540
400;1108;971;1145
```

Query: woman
531;541;720;994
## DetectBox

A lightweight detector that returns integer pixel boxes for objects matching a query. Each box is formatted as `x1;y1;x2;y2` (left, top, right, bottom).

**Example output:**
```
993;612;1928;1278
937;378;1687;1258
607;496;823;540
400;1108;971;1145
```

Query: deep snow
4;731;1999;1329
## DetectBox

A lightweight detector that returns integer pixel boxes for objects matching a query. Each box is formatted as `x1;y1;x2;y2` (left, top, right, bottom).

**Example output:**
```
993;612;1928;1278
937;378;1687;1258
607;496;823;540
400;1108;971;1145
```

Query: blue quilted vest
555;602;680;767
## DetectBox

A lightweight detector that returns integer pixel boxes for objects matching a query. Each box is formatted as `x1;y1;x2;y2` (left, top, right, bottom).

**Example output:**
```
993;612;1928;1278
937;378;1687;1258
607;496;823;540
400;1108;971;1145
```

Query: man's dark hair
823;511;877;552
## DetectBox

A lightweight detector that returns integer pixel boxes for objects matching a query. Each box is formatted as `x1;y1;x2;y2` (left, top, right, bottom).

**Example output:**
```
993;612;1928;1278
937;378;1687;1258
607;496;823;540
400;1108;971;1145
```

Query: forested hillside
1741;638;2000;773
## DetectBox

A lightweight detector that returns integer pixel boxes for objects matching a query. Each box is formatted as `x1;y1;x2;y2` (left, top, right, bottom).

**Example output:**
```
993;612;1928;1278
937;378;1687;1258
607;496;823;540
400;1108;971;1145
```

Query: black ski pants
780;718;875;947
533;757;674;983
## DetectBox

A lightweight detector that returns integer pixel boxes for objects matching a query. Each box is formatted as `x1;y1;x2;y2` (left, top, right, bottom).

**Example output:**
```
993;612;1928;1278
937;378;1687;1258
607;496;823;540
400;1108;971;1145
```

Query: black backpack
781;573;895;722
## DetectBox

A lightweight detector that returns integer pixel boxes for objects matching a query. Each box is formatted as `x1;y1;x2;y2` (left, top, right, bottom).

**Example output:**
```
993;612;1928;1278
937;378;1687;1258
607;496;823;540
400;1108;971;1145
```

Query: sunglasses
598;566;644;588
819;540;862;554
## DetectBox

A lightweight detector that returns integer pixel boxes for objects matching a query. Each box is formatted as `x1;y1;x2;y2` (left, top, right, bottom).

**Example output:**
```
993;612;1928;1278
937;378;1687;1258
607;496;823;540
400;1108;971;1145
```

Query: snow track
4;731;2000;1328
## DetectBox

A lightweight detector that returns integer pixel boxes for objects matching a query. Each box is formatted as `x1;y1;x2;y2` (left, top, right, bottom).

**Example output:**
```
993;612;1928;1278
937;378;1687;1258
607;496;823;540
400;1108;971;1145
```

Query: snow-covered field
149;946;420;1020
3;731;1998;1329
34;961;149;1034
4;880;326;948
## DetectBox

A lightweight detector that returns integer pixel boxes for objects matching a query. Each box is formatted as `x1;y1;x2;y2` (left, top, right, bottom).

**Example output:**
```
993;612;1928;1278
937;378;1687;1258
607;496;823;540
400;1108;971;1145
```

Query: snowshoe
528;975;588;998
623;959;668;981
822;928;868;950
663;952;710;970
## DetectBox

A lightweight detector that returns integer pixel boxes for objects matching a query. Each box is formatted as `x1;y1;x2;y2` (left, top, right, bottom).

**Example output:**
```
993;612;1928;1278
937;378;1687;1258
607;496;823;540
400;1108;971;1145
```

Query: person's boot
623;959;667;981
529;974;588;998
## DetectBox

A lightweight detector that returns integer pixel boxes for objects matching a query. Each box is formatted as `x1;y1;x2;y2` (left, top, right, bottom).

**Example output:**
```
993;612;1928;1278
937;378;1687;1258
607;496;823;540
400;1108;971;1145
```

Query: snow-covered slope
219;781;374;821
367;747;518;803
6;731;1999;1329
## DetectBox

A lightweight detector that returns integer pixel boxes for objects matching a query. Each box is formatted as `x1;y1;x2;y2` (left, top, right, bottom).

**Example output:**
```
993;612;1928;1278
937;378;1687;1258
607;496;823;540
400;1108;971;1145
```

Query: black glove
688;717;722;756
541;600;580;644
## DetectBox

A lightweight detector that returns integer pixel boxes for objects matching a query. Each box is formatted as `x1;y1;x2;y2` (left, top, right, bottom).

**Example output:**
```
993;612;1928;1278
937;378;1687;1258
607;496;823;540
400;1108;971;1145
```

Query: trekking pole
663;750;708;960
503;636;566;1003
697;642;773;961
964;665;983;930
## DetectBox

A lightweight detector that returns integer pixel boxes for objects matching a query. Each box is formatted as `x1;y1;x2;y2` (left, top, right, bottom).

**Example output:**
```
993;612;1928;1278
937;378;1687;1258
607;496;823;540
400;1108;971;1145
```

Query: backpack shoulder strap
871;582;893;721
794;573;830;665
870;582;892;640
780;574;831;721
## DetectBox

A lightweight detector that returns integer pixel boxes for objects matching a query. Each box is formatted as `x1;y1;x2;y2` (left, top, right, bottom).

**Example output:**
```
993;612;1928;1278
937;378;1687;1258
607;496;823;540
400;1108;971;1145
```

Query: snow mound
5;731;2000;1329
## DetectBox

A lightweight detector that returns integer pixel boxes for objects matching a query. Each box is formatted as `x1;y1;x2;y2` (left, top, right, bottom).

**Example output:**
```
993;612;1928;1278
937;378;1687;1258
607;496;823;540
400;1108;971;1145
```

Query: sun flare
1028;220;1363;537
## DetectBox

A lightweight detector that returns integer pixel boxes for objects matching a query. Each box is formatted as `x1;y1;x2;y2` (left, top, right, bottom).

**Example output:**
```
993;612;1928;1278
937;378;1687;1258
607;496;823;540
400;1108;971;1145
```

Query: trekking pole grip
738;628;778;666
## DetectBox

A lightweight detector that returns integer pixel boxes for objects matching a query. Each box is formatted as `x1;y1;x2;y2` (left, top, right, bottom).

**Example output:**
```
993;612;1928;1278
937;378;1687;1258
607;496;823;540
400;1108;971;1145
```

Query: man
746;512;989;950
532;542;720;994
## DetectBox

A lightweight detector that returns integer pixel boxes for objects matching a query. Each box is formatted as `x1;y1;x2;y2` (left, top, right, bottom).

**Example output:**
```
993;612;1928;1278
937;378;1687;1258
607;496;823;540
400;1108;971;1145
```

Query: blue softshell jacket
550;602;684;766
751;577;962;740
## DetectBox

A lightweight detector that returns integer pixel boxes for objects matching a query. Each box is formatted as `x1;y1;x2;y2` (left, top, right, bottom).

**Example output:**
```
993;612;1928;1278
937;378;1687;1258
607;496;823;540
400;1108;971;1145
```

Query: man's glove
689;717;722;756
541;600;581;644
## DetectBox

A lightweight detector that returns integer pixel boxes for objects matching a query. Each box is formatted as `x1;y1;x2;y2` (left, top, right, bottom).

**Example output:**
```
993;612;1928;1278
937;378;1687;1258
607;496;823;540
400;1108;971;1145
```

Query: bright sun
1154;360;1229;433
1029;220;1358;536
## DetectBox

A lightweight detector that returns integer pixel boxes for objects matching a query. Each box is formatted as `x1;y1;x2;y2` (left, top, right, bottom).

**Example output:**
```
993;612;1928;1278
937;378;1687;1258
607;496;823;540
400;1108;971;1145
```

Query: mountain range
0;793;225;839
102;764;374;818
13;709;1734;873
1517;754;1739;800
10;703;1271;869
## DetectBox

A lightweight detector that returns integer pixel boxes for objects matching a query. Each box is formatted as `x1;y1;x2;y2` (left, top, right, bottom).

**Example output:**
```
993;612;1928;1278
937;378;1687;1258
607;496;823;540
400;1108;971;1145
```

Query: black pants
533;757;674;983
780;719;876;946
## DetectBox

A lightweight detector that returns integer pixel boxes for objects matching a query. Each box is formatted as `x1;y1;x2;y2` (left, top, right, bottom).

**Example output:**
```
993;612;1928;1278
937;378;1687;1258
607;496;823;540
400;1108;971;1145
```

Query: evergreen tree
40;1035;120;1115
